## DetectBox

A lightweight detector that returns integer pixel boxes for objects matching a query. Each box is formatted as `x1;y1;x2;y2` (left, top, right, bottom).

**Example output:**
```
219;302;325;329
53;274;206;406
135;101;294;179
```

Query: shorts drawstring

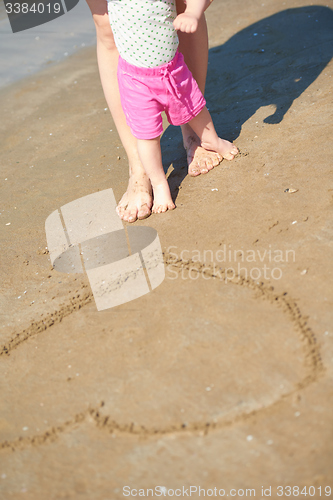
163;67;182;100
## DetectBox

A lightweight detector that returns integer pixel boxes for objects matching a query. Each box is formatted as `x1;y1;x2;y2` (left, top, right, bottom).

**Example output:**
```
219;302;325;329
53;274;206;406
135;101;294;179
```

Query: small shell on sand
284;188;298;193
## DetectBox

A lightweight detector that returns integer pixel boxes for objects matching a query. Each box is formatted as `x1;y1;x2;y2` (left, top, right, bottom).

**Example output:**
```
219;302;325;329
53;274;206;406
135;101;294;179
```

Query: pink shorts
117;51;206;140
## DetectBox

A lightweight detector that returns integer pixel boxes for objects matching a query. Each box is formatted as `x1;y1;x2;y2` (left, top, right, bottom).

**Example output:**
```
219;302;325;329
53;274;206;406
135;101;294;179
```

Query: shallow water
0;0;96;89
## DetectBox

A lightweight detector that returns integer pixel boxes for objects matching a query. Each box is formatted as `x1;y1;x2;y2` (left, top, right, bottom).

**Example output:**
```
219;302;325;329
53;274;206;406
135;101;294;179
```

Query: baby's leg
188;107;239;162
137;137;175;214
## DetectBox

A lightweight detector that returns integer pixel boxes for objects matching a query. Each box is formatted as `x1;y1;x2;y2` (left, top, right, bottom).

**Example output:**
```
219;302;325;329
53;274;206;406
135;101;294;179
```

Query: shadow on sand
162;5;333;199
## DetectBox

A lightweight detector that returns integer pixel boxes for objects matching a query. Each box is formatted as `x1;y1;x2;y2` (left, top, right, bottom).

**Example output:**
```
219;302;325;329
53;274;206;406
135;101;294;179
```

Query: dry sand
0;0;333;498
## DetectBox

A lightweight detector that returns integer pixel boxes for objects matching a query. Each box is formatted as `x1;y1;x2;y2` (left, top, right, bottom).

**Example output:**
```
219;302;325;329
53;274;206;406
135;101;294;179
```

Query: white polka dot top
107;0;179;68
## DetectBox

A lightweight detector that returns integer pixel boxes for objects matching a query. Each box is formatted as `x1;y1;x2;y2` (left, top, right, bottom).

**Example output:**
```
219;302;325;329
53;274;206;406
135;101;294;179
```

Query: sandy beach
0;0;333;497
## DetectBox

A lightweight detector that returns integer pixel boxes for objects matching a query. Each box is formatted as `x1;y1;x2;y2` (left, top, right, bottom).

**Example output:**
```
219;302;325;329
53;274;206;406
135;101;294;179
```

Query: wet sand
0;0;95;88
0;0;332;497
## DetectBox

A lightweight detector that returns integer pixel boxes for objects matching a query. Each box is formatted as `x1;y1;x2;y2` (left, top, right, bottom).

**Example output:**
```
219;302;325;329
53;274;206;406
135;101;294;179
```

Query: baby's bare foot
116;171;153;223
152;184;176;214
217;138;239;160
184;134;222;176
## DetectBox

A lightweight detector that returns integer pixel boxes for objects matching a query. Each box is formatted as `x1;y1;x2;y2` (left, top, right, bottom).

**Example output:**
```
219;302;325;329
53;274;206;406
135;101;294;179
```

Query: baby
107;0;238;213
